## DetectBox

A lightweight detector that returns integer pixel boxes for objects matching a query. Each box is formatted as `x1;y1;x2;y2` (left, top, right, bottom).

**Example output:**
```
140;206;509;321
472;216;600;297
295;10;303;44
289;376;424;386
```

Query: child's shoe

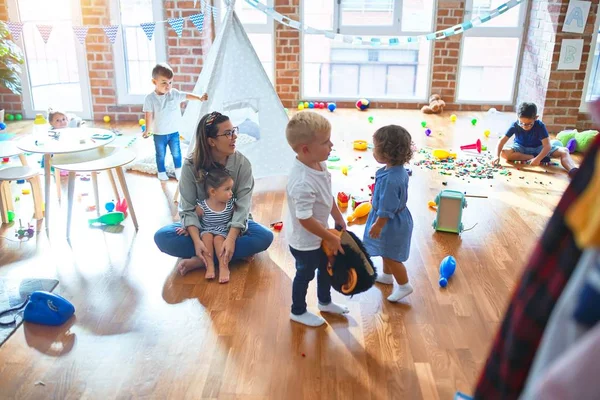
175;168;182;181
290;311;326;327
376;273;394;285
568;167;579;179
387;282;413;302
157;172;169;181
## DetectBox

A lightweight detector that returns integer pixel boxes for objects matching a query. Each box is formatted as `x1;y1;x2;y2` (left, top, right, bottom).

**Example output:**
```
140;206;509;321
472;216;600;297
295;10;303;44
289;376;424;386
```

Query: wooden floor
0;110;576;399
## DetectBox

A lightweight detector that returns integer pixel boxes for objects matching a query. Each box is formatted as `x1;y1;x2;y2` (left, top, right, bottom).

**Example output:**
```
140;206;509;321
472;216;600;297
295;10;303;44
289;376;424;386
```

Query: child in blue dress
363;125;414;302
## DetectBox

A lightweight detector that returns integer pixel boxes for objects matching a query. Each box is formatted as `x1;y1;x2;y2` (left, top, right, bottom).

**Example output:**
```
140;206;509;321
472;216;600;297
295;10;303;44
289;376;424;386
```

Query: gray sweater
179;151;254;232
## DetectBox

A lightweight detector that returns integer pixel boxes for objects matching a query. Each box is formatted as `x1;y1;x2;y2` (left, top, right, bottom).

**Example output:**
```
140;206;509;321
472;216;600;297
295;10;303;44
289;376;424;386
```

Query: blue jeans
154;220;274;261
153;132;182;173
289;246;332;315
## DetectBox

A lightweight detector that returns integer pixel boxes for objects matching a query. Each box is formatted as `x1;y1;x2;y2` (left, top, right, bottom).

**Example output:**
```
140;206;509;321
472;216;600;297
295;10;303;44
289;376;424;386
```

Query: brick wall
82;0;213;122
274;0;300;107
517;0;598;133
0;4;24;116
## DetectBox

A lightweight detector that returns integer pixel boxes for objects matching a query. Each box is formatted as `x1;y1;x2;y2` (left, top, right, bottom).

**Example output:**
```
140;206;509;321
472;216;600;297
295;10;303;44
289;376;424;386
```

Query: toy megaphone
23;291;75;326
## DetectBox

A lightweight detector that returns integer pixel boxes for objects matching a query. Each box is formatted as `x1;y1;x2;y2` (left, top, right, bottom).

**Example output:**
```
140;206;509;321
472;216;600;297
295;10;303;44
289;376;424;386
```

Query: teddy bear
421;94;446;114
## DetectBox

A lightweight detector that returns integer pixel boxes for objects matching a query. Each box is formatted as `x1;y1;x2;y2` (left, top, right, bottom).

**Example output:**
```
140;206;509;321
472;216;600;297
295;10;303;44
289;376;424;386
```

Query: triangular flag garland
72;26;89;44
167;17;184;37
140;22;156;41
6;21;24;41
189;13;205;32
102;25;119;44
36;24;53;44
1;0;522;48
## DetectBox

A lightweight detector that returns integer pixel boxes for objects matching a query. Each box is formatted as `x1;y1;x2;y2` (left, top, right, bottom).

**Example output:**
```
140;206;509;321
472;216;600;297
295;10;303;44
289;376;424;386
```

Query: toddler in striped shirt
195;166;235;283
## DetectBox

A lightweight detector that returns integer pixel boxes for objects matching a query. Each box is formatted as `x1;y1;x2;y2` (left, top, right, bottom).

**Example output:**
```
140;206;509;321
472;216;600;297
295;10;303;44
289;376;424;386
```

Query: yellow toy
353;140;368;151
298;104;304;110
484;129;491;138
103;115;111;123
432;149;457;160
139;118;146;126
450;114;457;122
347;202;372;223
22;189;30;195
341;165;348;175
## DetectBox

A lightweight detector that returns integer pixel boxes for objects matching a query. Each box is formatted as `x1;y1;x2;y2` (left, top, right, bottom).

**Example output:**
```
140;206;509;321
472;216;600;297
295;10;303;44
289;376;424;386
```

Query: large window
219;0;274;83
302;0;434;101
112;0;166;104
457;0;527;103
583;17;600;104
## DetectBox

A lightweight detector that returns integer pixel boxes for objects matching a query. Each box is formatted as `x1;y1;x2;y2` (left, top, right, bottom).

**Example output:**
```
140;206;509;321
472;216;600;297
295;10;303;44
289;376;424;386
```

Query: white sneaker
387;283;414;303
175;168;182;181
157;172;169;181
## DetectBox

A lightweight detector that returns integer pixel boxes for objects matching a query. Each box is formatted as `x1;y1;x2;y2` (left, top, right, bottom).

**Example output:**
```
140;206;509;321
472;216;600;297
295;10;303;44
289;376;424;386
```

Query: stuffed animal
322;229;377;296
421;94;446;114
556;129;599;153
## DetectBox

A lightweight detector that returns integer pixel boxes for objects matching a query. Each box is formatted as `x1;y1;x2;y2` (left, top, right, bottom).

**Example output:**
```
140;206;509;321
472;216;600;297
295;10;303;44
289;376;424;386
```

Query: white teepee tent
181;0;293;178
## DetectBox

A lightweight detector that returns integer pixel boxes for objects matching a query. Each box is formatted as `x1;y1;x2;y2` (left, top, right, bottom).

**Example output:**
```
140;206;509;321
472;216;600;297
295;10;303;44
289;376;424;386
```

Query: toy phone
23;291;75;326
91;133;112;140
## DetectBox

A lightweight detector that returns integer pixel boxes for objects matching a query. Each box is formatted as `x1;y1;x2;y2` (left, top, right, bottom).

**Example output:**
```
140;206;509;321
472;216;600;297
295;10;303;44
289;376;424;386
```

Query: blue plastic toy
439;255;456;287
105;201;115;212
308;102;314;109
432;190;467;234
328;102;337;112
0;122;6;130
24;291;75;326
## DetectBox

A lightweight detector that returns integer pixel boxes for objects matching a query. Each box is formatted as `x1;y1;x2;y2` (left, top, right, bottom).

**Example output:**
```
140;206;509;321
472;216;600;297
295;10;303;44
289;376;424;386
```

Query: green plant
0;21;24;95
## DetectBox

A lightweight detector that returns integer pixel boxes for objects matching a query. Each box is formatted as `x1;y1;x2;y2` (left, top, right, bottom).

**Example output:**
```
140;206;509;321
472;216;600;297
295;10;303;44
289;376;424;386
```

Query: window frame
455;0;529;105
301;0;435;102
580;11;600;111
110;0;167;105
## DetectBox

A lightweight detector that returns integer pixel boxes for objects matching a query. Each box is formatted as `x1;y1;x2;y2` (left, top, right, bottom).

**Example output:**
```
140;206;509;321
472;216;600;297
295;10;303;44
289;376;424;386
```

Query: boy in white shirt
143;63;208;181
285;111;350;327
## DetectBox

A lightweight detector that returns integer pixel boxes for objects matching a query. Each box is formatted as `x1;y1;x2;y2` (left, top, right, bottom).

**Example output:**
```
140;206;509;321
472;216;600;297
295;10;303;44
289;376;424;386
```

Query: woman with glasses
154;112;274;276
493;102;578;178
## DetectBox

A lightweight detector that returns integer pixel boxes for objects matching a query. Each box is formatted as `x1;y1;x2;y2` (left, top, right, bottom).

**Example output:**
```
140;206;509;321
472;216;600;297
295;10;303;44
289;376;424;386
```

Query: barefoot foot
177;257;204;276
205;264;215;280
219;265;230;284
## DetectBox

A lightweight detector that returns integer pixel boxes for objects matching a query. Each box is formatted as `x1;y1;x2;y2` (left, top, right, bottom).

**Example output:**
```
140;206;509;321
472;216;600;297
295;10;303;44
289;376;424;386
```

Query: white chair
52;146;138;238
0;166;44;224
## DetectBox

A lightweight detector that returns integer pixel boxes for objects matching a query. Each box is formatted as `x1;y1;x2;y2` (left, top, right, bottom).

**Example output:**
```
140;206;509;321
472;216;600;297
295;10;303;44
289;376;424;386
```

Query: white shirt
142;88;187;135
285;158;333;251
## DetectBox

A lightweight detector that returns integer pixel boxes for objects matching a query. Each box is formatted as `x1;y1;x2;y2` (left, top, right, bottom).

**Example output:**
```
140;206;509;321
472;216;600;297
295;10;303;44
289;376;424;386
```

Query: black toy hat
322;229;377;296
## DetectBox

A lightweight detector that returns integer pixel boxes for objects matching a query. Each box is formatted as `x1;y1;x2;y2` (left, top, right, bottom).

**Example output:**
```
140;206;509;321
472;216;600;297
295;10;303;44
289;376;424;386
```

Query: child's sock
387;282;414;302
290;311;326;327
157;172;169;181
175;168;182;181
376;272;394;285
318;302;349;314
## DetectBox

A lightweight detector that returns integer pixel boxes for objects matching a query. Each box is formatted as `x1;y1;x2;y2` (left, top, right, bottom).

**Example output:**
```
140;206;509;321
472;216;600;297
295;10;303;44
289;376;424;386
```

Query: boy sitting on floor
493;102;578;178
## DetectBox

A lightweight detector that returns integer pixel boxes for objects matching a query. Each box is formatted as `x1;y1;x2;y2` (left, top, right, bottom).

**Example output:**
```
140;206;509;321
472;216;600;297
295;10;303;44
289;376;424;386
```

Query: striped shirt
198;198;235;237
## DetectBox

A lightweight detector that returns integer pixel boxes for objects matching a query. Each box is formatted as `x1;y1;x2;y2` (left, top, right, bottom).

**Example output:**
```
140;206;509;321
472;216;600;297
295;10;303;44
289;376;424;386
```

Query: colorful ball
484;129;491;138
298;104;305;111
0;122;6;130
355;98;370;111
320;102;326;109
308;102;314;109
15;114;22;121
5;114;14;121
103;115;111;123
368;116;374;123
471;118;477;126
327;103;336;112
105;201;115;212
425;128;432;136
450;114;457;122
139;118;146;126
303;102;309;108
421;121;427;128
7;210;15;223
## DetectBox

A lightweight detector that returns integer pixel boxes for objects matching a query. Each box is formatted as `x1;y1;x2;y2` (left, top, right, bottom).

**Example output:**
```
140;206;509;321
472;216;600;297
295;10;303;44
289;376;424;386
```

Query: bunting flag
102;25;120;44
168;17;184;37
72;26;89;44
6;22;24;41
189;13;205;32
36;24;53;44
140;22;156;41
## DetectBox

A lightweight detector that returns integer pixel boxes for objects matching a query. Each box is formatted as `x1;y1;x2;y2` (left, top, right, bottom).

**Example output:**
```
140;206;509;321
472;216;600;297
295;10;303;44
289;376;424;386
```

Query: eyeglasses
215;126;238;139
517;121;535;128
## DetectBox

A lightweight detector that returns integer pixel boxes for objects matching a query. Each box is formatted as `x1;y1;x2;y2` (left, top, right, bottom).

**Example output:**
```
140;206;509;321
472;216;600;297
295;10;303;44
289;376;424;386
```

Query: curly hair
373;125;413;166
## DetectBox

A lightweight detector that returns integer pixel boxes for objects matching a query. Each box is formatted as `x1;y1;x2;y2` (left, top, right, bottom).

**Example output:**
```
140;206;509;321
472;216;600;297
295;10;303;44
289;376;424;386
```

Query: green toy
88;211;125;226
556;129;599;153
432;190;467;234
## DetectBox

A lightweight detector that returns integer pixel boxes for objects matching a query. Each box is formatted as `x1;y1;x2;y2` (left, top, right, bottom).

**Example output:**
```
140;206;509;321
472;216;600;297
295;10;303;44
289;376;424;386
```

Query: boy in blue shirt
493;102;578;178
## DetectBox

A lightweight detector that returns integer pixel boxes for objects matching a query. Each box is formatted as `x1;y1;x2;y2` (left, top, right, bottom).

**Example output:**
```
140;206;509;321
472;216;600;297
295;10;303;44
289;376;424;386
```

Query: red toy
337;192;349;208
270;221;283;231
460;139;482;153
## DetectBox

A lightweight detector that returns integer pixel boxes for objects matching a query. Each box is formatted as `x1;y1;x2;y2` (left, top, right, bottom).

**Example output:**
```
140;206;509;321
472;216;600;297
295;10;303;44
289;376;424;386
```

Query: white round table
16;127;116;229
0;141;28;166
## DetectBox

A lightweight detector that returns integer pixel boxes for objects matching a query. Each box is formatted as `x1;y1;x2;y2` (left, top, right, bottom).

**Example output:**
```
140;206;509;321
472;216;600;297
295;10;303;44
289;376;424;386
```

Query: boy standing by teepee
143;63;208;181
